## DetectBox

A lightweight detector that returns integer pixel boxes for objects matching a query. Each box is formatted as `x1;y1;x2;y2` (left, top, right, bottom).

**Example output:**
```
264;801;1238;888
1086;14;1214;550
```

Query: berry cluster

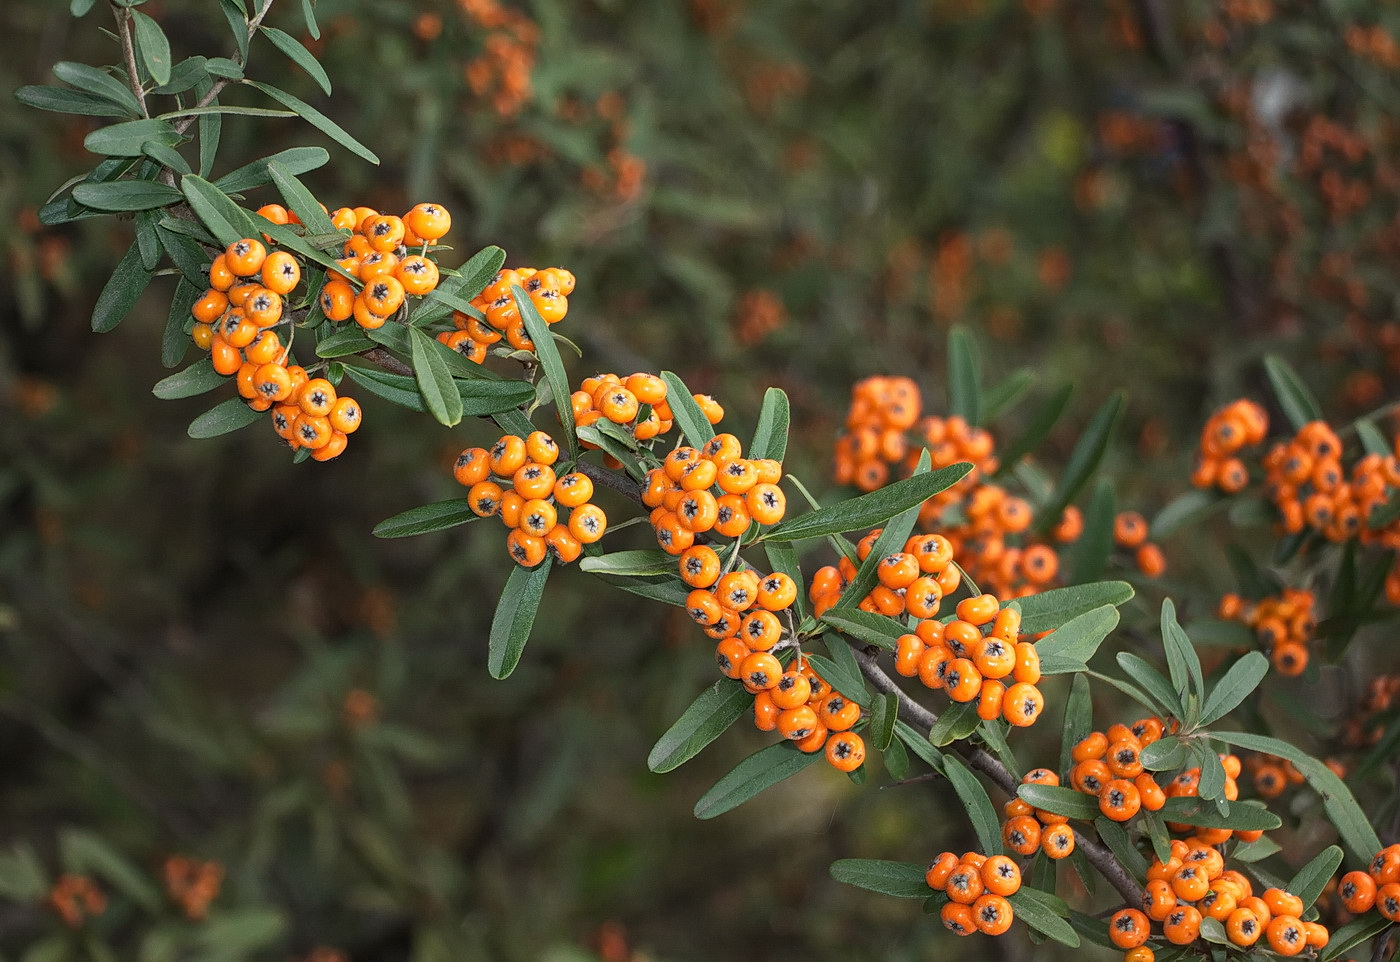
1133;846;1323;954
1241;751;1311;799
193;237;364;460
1111;511;1167;580
443;265;576;363
833;376;929;491
1262;421;1399;542
162;855;223;921
1067;720;1169;821
316;202;452;330
1218;587;1316;677
45;874;105;928
643;433;785;555
1338;844;1400;921
458;0;539;117
1191;399;1269;493
1002;770;1076;859
749;655;868;773
811;530;960;619
573;372;675;443
925;851;1021;937
886;584;1046;728
456;431;606;565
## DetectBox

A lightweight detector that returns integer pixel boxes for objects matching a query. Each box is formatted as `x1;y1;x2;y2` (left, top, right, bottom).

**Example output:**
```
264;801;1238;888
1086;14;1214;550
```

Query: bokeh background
2;0;1399;959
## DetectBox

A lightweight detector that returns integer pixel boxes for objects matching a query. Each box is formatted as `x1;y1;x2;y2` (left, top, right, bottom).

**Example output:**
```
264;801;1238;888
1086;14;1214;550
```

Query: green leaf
1213;731;1381;863
72;179;181;211
1116;653;1185;720
578;550;675;578
591;574;690;608
1035;604;1118;674
1264;355;1323;431
1035;392;1123;536
869;692;899;752
487;556;552;679
648;679;752;774
158;105;296;121
1231;836;1282;862
1287;845;1343;909
1140;737;1188;771
1069;909;1117;949
1369;491;1400;531
979;720;1020;778
1320;912;1392;961
575;424;644;480
15;84;134;118
819;609;904;651
152;55;209;96
408;326;464;427
371;500;478;538
266;161;336;235
763;463;973;542
53;62;141;111
1059;673;1093;775
946;325;982;425
1193;742;1227;800
0;844;48;902
195;79;220;177
91;242;152;333
213;146;331;193
300;0;321;39
829;859;930;899
157;225;208;285
341;364;533;416
803;651;867;708
694;741;822;819
153;359;226;400
1067;478;1116;583
194;908;287;954
247;81;379;165
926;701;981;747
1014;581;1133;635
205;57;244;80
452;246;507;302
1157;797;1281;831
1094;816;1148;879
220;0;249;62
162;279;199;368
982;368;1034;422
1008;889;1080;947
188;398;263;438
142;139;192;175
1355;418;1390;458
895;720;944;771
85;118;180;157
749;387;790;462
1160;598;1204;702
996;386;1069;473
832;450;930;612
180;174;258;247
659;371;717;448
59;828;161;911
1016;784;1100;820
513;284;574;450
71;0;97;14
316;327;377;357
1152;489;1228;539
259;26;332;95
1198;652;1268;727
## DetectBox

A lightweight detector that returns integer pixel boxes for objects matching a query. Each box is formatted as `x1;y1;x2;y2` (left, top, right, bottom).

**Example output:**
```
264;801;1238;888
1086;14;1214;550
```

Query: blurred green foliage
3;0;1400;959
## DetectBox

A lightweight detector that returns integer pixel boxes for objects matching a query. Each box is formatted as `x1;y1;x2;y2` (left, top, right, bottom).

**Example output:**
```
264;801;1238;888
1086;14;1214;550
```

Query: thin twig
172;0;276;136
109;1;149;118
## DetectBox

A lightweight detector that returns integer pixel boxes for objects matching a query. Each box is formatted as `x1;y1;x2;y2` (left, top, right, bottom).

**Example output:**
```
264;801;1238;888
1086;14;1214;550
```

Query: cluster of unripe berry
1067;720;1169;821
1218;587;1316;677
1122;845;1324;956
925;851;1021;937
1191;398;1269;493
441;265;575;362
456;430;606;565
191;237;364;460
1337;844;1400;921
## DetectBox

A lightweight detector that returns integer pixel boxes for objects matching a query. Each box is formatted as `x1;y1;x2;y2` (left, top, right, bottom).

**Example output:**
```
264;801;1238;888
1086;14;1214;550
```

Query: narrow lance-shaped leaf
1067;478;1116;583
1059;673;1093;775
267;161;336;235
647;679;751;774
1008;889;1080;947
1264;355;1323;431
659;371;716;448
1014;580;1133;634
694;742;822;819
829;859;930;899
819;609;903;650
1198;652;1268;727
162;279;199;368
1287;846;1344;909
1035;605;1119;674
188;398;263;439
371;500;479;539
213;146;330;193
85;118;181;157
52;61;142;114
749;387;790;462
91;242;152;333
833;450;931;610
408;325;463;427
180;174;259;247
996;383;1072;471
14;85;135;118
1156;797;1281;831
1017;784;1101;820
487;557;552;679
130;10;172;86
259;26;332;95
514;284;574;451
247;81;379;165
981;368;1034;422
803;652;867;708
946;325;983;425
763;463;972;543
153;359;226;400
1115;652;1186;720
72;180;182;212
869;692;899;752
927;701;981;747
1035;392;1123;536
942;756;1006;853
1160;598;1204;702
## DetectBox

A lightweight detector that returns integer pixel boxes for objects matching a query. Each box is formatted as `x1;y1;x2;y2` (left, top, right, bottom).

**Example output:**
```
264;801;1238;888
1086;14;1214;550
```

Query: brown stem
853;647;1145;907
110;1;149;118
